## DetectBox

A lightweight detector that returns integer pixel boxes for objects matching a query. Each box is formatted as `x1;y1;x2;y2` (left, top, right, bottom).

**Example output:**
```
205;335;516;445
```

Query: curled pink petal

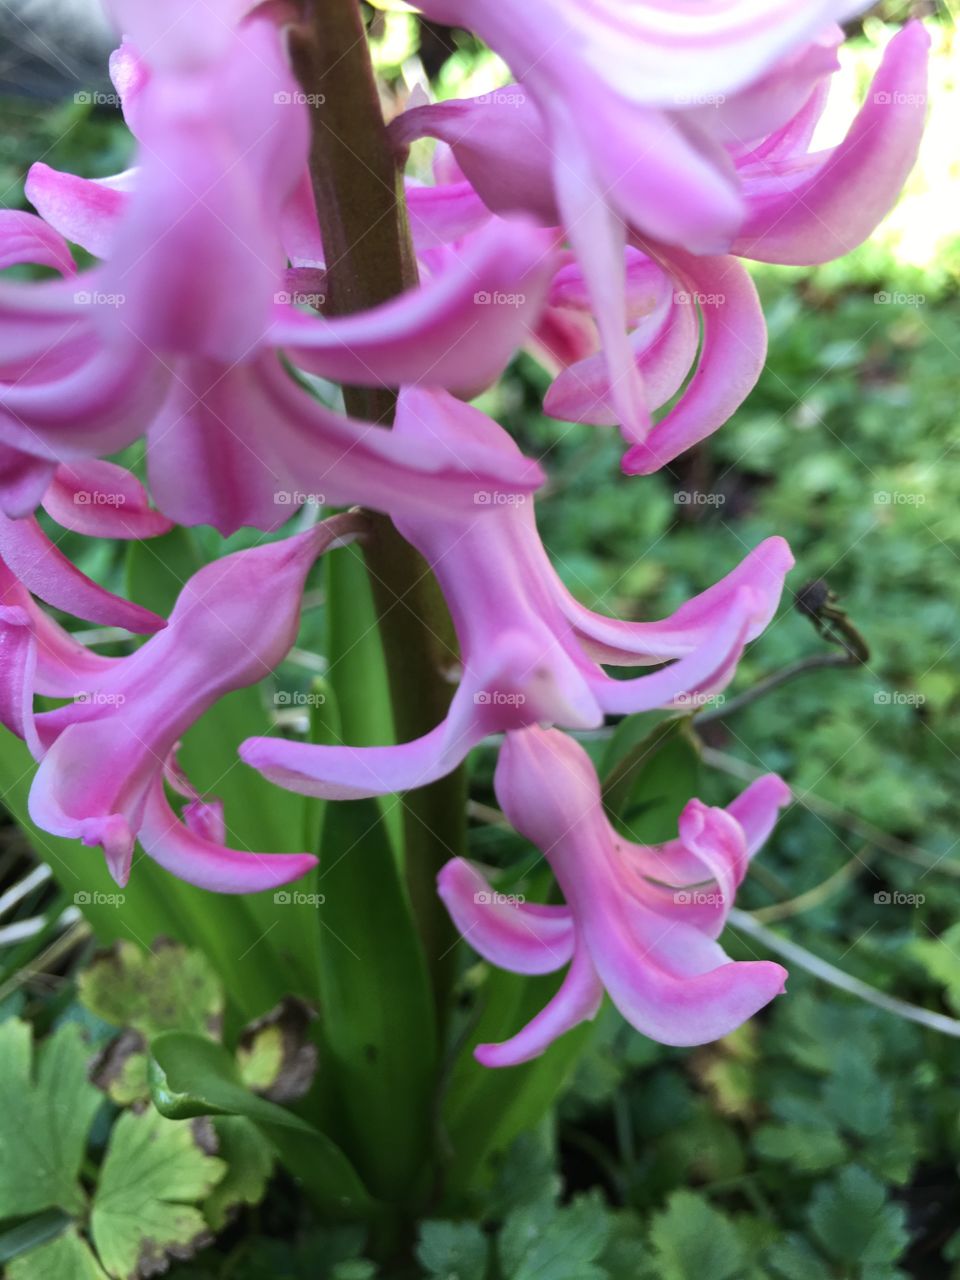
42;461;173;539
25;164;134;261
734;22;930;265
26;521;357;884
457;727;790;1062
0;447;56;519
437;857;574;975
138;781;317;894
622;250;767;474
0;513;165;633
0;210;75;274
727;774;793;855
273;218;557;395
146;356;544;536
475;947;604;1068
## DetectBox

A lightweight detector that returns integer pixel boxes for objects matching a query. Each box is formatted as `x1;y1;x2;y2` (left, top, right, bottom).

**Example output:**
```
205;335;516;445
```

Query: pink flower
438;726;790;1065
393;19;929;455
2;517;363;891
240;390;793;798
0;459;173;635
4;11;556;532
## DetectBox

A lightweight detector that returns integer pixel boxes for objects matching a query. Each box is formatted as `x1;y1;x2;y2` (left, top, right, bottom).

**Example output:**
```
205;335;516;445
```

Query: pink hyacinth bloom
3;517;362;891
438;726;790;1065
4;10;555;532
0;459;171;635
240;390;793;799
393;19;928;453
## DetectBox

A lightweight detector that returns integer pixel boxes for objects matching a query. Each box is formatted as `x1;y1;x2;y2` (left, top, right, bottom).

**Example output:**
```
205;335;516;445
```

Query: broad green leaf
498;1191;612;1280
0;1019;100;1217
78;939;223;1040
601;715;702;843
78;940;224;1105
807;1166;909;1267
647;1191;745;1280
416;1220;489;1280
7;1227;107;1280
315;797;436;1200
323;544;401;851
124;527;199;618
149;1032;376;1220
203;1116;274;1231
90;1107;225;1279
753;1123;846;1174
443;965;591;1196
765;1236;833;1280
0;1210;72;1267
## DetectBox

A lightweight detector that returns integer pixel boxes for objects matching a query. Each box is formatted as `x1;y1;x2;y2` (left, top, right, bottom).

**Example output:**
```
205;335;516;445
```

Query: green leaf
203;1117;274;1231
601;715;702;843
647;1191;745;1280
807;1165;909;1267
416;1220;489;1280
90;1107;225;1279
498;1191;612;1280
79;940;224;1041
148;1032;376;1220
0;1210;73;1266
0;1019;101;1217
443;965;591;1196
315;797;436;1200
7;1227;107;1280
765;1235;833;1280
753;1123;847;1173
124;527;199;618
235;997;318;1101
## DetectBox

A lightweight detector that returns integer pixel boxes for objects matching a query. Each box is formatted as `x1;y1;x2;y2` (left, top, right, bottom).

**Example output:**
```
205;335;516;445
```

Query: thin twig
702;747;960;879
729;908;960;1039
697;652;856;725
748;845;875;923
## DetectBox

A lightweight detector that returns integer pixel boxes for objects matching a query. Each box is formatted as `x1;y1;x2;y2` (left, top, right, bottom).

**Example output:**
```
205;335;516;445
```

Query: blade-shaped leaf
148;1032;377;1221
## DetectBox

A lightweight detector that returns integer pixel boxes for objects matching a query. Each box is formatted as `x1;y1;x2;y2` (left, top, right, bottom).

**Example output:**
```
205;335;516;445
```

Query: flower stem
290;0;460;1006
